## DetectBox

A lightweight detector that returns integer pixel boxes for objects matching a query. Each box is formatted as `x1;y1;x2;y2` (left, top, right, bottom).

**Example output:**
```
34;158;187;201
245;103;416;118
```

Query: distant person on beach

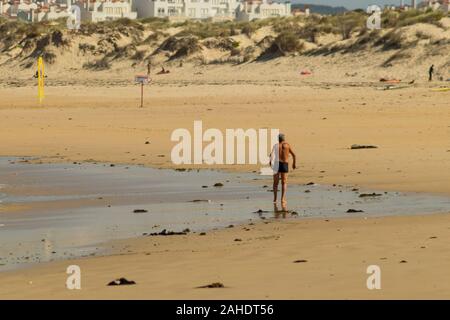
429;65;434;81
270;133;296;205
147;61;151;76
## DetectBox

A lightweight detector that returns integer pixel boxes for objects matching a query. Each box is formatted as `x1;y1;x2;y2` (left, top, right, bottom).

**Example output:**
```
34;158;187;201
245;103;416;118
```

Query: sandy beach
1;71;450;298
1;10;450;299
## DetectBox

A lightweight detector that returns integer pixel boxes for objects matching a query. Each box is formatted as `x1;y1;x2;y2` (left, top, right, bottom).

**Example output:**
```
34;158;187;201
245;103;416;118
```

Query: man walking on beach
270;134;296;204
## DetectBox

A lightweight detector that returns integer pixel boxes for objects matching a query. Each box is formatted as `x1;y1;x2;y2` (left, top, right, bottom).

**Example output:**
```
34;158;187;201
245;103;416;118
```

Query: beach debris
429;236;437;239
190;199;211;203
175;168;186;172
145;141;150;144
213;182;224;187
399;260;408;264
380;85;411;91
227;224;234;228
293;259;308;263
351;144;378;150
304;190;311;193
199;232;207;236
379;78;401;83
197;282;225;289
133;209;148;213
202;185;208;188
300;70;312;76
110;164;115;167
149;229;188;236
254;209;269;214
291;211;299;216
234;238;242;242
107;278;136;286
359;193;382;198
306;182;315;186
347;209;364;213
431;87;450;92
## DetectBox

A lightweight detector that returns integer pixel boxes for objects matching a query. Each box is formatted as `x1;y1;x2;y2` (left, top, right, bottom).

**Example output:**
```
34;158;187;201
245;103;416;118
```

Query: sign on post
135;75;149;108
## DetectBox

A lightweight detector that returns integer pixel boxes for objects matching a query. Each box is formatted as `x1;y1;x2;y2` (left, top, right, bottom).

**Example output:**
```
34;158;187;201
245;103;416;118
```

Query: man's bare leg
273;173;279;203
281;173;288;204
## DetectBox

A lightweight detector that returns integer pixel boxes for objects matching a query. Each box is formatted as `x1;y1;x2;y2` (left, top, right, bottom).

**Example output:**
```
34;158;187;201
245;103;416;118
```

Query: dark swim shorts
278;162;289;173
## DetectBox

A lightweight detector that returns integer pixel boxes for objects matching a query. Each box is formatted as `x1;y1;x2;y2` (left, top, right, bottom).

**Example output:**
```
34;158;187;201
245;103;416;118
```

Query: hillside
0;10;449;86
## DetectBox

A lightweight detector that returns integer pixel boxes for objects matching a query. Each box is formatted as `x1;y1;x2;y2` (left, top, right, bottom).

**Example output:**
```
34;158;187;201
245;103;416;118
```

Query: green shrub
273;31;304;54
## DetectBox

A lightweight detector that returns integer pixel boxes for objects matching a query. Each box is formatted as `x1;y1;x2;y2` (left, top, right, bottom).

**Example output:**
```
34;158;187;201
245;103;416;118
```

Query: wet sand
0;82;449;299
1;158;450;272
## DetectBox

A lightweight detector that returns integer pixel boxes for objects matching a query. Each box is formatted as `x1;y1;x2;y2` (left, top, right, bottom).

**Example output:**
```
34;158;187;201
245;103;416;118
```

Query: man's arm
289;147;297;170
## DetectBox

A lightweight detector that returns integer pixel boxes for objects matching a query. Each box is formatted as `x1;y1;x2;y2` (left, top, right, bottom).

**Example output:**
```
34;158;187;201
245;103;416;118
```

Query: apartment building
132;0;290;21
75;0;137;22
235;0;291;21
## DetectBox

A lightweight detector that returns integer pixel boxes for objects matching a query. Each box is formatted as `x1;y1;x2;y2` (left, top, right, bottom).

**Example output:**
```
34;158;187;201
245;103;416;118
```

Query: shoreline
0;157;450;271
1;157;450;278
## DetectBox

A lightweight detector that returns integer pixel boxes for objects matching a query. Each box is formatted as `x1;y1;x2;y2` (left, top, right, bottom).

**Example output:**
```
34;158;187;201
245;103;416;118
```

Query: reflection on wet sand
274;202;289;219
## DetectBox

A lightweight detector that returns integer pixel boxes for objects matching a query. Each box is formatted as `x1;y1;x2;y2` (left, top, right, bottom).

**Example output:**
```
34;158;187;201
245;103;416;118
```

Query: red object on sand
379;78;401;83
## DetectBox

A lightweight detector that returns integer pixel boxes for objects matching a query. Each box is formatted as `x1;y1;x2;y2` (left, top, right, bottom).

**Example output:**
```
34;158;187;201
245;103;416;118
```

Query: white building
235;0;291;21
3;0;291;21
133;0;240;20
417;0;450;12
132;0;290;21
76;0;137;22
1;0;38;20
34;3;71;22
2;0;71;22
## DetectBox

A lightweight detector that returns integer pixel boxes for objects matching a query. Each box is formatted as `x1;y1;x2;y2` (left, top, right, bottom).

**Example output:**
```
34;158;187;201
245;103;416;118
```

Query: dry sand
0;66;450;299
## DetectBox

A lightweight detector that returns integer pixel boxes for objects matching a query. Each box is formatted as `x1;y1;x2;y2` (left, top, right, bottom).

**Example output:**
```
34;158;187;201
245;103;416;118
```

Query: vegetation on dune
0;9;448;69
383;9;445;28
